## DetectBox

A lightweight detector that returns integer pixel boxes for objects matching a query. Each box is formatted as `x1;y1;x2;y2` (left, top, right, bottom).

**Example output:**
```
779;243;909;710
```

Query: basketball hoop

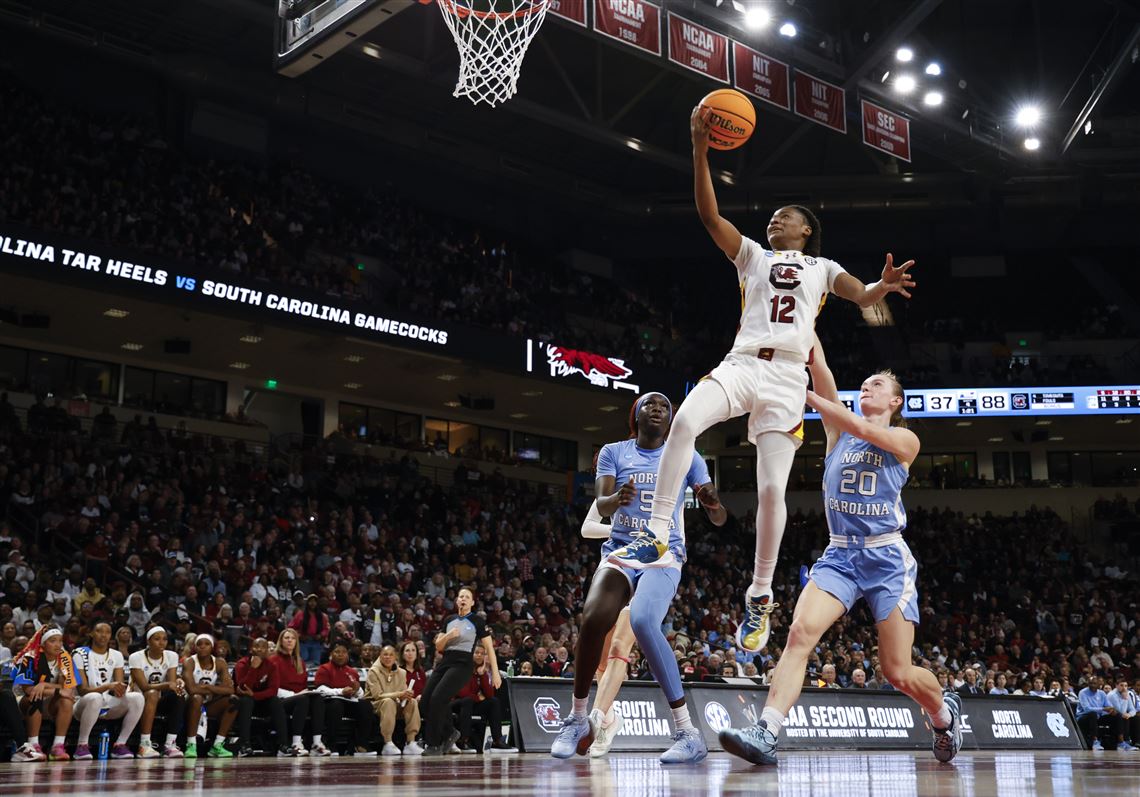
427;0;550;107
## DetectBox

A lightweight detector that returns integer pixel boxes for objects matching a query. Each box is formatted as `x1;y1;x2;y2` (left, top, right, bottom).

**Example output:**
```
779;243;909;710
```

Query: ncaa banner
861;99;912;162
793;69;847;133
547;0;587;27
593;0;661;56
507;678;1082;752
732;42;790;111
667;13;729;82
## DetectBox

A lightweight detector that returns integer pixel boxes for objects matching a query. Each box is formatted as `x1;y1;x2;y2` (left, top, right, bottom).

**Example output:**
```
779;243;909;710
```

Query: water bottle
97;730;110;760
506;661;516;678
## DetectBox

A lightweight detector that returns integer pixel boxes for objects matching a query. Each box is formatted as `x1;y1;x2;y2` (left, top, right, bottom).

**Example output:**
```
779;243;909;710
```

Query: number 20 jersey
730;236;846;361
822;432;909;538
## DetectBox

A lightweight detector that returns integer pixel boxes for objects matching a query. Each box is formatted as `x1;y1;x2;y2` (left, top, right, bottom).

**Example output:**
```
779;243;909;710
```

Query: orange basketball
698;88;756;151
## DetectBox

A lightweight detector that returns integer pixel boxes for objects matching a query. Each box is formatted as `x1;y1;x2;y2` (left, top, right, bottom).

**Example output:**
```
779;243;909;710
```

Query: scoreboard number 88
977;392;1007;411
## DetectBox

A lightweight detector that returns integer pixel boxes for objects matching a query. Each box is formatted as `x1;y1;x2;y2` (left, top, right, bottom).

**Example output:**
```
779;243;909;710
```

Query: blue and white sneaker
1092;739;1104;751
932;691;963;763
719;720;778;765
736;589;778;653
605;533;674;570
550;715;592;759
1119;741;1138;751
660;728;707;764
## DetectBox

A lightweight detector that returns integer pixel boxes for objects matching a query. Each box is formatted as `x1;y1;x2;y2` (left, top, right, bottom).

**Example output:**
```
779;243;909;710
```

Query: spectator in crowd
271;628;325;756
182;634;238;758
1107;678;1140;751
366;644;424;757
289;595;330;667
849;668;867;689
958;667;984;696
450;645;509;752
314;640;375;755
128;626;186;758
400;640;428;702
232;636;289;757
1077;676;1112;751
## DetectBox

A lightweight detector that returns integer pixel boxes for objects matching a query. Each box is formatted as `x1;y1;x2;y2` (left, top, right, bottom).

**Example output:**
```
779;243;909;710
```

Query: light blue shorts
808;539;920;624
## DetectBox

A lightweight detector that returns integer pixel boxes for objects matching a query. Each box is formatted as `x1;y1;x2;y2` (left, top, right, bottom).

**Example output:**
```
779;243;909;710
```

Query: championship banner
793;69;847;133
861;99;911;162
547;0;587;27
593;0;661;56
667;13;729;82
507;678;1083;752
732;42;790;111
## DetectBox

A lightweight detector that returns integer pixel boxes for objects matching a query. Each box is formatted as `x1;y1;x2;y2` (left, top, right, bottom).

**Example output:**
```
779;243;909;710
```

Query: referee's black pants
422;651;474;748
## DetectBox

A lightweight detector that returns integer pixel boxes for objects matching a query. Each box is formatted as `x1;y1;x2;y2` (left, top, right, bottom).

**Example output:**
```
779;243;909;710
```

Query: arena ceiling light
361;44;381;59
509;412;529;419
228;362;251;370
103;308;129;318
521;390;543;397
343;382;362;390
1023;136;1041;151
443;400;461;408
987;437;1004;442
924;62;942;76
343;355;365;363
598;405;619;412
895;46;914;62
743;7;770;29
778;22;796;37
1116;419;1133;424
1014;105;1042;127
240;335;262;343
923;91;943;107
582;425;602;432
955;421;972;427
436;373;459;381
894;75;917;94
880;70;890;83
120;342;143;351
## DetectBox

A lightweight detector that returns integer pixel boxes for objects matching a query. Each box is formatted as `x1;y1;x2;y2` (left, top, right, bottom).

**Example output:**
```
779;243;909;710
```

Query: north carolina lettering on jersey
841;450;884;468
828;498;894;517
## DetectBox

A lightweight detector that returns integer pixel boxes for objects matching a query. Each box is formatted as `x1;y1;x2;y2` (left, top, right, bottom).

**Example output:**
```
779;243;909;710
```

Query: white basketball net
433;0;550;107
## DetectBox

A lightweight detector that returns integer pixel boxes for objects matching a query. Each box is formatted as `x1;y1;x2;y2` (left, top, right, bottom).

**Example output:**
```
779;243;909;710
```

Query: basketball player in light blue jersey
551;392;727;764
719;336;963;766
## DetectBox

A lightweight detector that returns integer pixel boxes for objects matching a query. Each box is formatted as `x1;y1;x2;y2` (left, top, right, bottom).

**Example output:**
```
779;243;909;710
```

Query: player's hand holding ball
691;105;712;152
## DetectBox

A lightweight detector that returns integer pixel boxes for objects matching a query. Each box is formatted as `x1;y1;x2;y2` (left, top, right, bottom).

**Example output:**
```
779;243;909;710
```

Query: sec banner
732;42;790;110
547;0;587;27
793;70;847;133
667;13;728;82
861;99;911;162
593;0;661;56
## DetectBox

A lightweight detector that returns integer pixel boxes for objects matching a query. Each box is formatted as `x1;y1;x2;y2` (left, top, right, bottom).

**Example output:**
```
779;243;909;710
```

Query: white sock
141;734;151;746
53;736;66;747
932;703;952;729
292;735;303;747
760;706;785;736
748;578;773;597
312;734;322;746
671;704;694;732
572;696;589;718
603;707;617;728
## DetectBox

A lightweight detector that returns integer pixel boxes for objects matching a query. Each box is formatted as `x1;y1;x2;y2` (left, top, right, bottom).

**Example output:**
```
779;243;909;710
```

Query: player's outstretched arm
580;500;611;539
806;334;841;452
832;253;917;308
692;106;743;261
804;389;920;466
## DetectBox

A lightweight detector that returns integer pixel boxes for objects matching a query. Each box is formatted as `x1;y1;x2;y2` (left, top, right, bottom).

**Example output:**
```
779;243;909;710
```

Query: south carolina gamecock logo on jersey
769;262;804;289
534;697;563;732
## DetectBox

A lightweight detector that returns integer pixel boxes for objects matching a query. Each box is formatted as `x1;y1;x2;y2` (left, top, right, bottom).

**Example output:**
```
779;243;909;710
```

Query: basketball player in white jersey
129;626;187;757
610;105;917;657
73;622;145;759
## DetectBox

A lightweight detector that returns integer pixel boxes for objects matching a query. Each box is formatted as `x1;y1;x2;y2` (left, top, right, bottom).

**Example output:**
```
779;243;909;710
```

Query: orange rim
438;0;546;20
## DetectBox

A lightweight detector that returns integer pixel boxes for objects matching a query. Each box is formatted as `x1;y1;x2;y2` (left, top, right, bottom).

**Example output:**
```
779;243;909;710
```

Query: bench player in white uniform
719;336;962;765
73;621;145;759
129;625;187;757
610;105;917;657
181;633;239;758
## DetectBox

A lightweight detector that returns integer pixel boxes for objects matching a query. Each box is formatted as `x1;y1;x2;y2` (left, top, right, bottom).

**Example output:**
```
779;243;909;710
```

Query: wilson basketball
699;88;756;151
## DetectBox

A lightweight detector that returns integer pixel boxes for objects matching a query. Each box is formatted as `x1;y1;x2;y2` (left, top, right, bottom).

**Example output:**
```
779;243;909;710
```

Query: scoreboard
805;386;1140;419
